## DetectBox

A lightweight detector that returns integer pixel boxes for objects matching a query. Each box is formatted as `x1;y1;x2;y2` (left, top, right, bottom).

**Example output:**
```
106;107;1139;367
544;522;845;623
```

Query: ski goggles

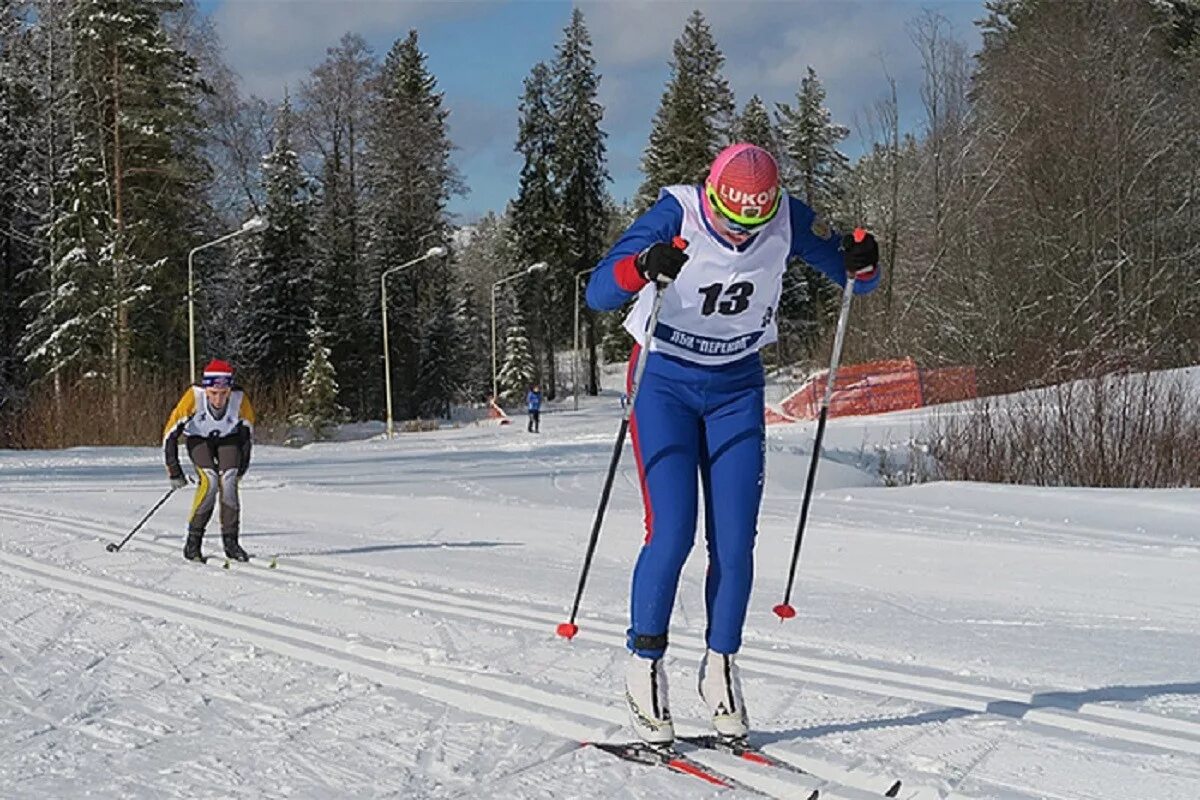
202;374;233;388
705;183;782;233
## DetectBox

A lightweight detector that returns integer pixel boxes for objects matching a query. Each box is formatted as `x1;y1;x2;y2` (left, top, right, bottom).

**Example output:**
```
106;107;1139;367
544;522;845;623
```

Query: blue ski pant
626;347;765;659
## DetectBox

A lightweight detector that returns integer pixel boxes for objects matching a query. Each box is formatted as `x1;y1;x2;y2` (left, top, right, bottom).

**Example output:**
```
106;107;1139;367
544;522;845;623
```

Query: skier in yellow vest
162;359;256;563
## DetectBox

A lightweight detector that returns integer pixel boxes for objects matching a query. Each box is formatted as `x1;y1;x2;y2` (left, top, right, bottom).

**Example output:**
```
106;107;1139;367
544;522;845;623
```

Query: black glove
635;242;689;286
842;231;879;279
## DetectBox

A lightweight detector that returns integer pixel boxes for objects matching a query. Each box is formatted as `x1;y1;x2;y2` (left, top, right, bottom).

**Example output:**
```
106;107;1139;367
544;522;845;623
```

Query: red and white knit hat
201;359;234;387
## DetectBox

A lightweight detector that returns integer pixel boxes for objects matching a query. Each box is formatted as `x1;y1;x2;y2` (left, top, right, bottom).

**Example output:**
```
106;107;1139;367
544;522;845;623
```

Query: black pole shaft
776;272;856;613
107;487;177;552
562;288;667;629
563;417;630;626
778;407;829;607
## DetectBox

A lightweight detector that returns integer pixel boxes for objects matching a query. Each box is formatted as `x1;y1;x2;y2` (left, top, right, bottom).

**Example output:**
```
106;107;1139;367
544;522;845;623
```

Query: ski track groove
4;503;1200;794
17;501;1197;756
797;493;1196;555
10;502;1200;769
0;549;837;800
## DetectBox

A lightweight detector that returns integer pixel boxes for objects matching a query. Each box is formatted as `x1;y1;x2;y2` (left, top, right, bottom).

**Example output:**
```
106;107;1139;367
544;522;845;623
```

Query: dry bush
239;379;298;445
0;375;300;449
929;372;1200;487
2;377;180;448
400;419;440;433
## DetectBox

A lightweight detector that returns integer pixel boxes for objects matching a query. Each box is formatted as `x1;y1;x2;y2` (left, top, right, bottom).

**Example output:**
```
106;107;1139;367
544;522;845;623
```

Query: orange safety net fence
769;358;977;422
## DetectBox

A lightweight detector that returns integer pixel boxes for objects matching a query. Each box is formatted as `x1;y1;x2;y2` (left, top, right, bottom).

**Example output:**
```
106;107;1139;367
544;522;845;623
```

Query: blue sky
197;0;985;222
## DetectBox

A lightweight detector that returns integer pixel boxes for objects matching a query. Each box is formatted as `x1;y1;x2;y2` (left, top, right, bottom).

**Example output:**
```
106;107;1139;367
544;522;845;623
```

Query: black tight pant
185;436;242;536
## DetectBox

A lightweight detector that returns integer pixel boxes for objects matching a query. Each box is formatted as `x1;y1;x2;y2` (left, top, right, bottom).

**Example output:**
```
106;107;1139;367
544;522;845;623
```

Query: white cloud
211;0;478;97
205;0;985;216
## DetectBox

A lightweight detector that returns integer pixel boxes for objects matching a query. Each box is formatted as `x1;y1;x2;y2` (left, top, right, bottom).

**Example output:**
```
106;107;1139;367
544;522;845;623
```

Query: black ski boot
223;533;250;562
184;532;206;563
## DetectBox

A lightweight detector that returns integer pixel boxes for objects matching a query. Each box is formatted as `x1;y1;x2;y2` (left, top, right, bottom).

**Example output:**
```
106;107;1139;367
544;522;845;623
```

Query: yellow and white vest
162;387;253;443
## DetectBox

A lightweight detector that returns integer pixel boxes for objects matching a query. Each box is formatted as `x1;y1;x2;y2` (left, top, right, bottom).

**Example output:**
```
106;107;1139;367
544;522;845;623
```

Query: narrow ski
587;740;759;792
681;735;901;798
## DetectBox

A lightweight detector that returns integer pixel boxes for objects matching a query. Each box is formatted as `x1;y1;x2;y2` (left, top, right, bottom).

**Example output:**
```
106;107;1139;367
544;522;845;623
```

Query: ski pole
773;228;865;621
105;485;181;553
557;237;686;640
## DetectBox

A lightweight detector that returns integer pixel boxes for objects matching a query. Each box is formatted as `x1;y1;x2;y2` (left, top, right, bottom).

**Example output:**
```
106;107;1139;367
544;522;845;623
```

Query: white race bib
623;186;791;365
183;387;247;439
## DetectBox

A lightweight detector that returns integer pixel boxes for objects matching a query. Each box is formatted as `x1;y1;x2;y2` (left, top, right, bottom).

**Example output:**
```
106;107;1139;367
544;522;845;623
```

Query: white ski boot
624;654;674;744
698;649;749;739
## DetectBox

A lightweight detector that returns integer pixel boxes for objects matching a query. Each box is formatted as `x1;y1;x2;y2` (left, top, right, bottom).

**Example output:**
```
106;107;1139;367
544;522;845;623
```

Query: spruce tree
772;67;848;363
200;232;256;367
290;314;347;440
245;94;315;386
550;8;609;395
363;29;461;419
776;66;849;209
512;61;559;396
0;2;38;404
600;313;632;364
498;313;535;403
734;94;779;154
454;213;518;402
302;33;376;419
637;9;735;208
24;135;113;386
454;278;489;403
416;290;459;419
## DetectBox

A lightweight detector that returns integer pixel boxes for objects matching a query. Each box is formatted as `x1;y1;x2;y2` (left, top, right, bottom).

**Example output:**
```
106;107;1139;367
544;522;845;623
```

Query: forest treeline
1;0;1197;446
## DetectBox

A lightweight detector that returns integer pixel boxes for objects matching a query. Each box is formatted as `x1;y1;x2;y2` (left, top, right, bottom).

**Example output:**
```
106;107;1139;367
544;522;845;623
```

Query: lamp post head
241;216;268;233
426;245;448;258
527;261;548;274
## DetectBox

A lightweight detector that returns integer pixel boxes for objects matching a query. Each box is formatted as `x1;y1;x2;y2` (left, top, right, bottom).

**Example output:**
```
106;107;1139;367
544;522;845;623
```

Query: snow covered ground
1;390;1198;799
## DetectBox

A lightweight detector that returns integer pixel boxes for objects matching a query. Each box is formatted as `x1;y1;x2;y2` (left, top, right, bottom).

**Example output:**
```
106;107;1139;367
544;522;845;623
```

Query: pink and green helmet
703;143;782;232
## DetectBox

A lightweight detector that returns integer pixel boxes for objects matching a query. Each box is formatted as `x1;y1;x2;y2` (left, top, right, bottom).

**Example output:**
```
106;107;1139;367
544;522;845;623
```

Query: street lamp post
491;262;548;404
187;216;268;383
381;245;449;438
572;267;593;411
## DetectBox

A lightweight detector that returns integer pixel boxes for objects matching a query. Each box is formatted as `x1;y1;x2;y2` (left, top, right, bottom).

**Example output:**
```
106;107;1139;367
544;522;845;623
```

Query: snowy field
1;390;1198;799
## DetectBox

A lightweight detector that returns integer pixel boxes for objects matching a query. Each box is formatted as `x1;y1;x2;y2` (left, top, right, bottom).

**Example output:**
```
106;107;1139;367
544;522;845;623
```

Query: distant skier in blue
526;384;542;433
587;143;881;743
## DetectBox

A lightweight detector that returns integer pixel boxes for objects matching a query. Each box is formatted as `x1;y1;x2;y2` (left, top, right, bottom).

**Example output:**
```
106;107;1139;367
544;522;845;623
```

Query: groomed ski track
3;497;1199;799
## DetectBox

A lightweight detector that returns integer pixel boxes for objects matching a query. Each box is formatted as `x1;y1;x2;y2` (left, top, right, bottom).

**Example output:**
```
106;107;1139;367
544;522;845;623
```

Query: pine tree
776;66;849;209
497;310;535;403
362;29;461;419
290;314;347;440
22;0;208;422
637;9;735;208
245;94;315;386
550;8;609;396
